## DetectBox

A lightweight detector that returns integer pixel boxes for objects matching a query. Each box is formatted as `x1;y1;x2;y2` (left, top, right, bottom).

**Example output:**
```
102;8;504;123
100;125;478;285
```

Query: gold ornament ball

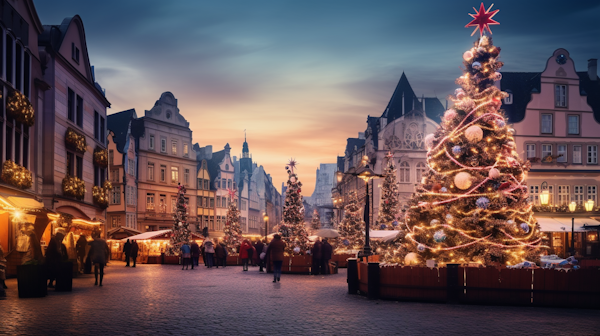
454;172;473;190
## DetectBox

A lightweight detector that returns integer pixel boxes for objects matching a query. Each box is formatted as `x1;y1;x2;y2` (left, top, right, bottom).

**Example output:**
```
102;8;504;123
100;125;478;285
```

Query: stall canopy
535;216;600;232
108;226;142;240
0;195;45;211
312;229;339;238
121;229;204;242
369;230;401;242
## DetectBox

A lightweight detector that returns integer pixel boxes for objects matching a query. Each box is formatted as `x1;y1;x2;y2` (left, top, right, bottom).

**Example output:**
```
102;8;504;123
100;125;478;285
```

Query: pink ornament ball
463;50;474;61
424;134;435;149
488;168;500;179
444;109;457;121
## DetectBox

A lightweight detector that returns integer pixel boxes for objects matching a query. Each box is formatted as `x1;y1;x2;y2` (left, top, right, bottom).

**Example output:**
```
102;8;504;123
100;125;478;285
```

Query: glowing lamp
539;190;549;206
336;171;343;183
569;201;577;212
585;199;595;212
263;213;269;222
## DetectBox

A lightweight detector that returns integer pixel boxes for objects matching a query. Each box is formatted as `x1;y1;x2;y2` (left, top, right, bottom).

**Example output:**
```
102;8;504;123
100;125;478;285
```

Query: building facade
196;158;215;234
501;49;600;258
308;163;337;228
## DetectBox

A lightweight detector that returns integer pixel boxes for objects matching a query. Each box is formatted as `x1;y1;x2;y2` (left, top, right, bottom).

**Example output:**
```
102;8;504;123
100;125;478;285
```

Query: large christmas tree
223;189;243;254
168;183;190;255
310;209;321;232
377;152;400;230
388;8;544;266
337;190;365;250
276;160;310;254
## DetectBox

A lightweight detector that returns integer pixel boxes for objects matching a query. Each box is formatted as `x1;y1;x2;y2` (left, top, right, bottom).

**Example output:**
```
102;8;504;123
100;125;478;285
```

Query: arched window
416;162;427;183
399;161;410;182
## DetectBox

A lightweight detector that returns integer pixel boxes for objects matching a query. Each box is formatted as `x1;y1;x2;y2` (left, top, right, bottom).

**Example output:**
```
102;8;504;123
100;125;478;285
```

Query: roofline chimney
589;59;598;81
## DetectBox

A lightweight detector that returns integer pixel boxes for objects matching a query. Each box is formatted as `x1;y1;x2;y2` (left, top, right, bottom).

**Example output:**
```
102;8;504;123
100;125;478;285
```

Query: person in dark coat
123;239;132;267
268;234;286;283
254;240;265;272
88;232;109;286
214;243;224;268
76;235;88;272
45;233;67;288
222;243;228;268
321;238;333;275
190;241;200;268
130;240;139;267
311;238;323;275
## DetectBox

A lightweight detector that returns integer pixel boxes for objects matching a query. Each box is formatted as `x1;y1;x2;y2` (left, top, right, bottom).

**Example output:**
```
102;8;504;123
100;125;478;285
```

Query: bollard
367;262;380;300
447;263;460;303
347;258;359;295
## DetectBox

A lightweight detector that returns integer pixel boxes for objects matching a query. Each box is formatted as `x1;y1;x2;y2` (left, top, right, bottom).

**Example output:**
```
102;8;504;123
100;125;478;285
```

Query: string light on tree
167;183;191;255
378;152;400;230
223;188;243;254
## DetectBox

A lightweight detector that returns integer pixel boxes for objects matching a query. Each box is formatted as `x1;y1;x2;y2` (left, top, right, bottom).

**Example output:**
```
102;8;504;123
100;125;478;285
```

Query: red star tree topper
465;3;499;36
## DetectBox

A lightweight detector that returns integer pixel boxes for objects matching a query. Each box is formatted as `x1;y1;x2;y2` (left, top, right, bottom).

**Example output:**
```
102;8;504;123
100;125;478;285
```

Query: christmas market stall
536;216;600;259
106;226;142;261
114;229;204;264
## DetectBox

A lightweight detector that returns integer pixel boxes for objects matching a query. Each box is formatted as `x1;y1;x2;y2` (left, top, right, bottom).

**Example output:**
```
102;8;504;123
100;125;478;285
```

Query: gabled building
307;163;337;228
195;157;215;234
500;49;600;258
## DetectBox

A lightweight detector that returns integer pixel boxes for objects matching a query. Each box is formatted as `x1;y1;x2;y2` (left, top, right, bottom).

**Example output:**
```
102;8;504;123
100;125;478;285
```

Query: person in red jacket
239;240;252;271
268;235;286;282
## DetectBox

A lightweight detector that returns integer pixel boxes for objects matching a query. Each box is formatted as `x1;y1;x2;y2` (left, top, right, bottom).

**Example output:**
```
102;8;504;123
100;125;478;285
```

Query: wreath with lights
65;127;87;153
62;174;86;200
92;180;112;208
1;160;33;189
93;147;108;167
6;90;35;127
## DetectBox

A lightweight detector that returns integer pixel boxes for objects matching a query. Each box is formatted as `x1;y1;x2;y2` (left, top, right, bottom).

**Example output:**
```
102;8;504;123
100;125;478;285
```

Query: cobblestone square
1;262;599;335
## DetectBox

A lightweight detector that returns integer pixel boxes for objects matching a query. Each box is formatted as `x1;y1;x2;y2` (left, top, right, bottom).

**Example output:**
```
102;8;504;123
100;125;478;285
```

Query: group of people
310;238;333;275
179;238;230;269
122;239;139;267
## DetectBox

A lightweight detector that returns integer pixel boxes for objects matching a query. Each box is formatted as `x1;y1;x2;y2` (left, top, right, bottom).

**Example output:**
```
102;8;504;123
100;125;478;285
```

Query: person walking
269;234;286;283
0;243;7;294
240;240;252;271
254;240;265;272
221;242;228;268
260;240;269;272
88;232;109;286
45;233;67;288
76;235;88;273
123;239;132;267
215;242;225;268
311;238;323;276
321;238;333;275
130;240;139;267
180;242;191;270
190;240;200;268
203;238;215;268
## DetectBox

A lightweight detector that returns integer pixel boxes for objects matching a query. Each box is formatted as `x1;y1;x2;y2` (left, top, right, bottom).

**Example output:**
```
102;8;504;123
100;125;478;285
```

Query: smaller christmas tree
377;152;400;230
223;189;243;254
168;183;190;255
337;190;365;250
276;159;310;254
310;209;321;232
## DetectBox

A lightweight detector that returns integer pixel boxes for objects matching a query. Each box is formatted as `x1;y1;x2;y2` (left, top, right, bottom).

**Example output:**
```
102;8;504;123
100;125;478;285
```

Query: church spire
242;130;250;158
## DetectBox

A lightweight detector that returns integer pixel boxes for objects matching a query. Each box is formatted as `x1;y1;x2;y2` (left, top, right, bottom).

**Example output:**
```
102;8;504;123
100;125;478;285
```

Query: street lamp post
263;213;269;241
569;201;577;256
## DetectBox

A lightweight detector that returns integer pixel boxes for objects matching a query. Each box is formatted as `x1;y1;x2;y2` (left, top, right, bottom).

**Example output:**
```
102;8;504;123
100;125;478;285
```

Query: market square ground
1;262;599;335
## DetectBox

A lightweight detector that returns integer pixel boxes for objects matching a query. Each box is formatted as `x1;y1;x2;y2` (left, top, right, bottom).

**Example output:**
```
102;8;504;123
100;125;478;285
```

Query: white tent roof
369;230;401;242
120;229;204;242
535;217;599;232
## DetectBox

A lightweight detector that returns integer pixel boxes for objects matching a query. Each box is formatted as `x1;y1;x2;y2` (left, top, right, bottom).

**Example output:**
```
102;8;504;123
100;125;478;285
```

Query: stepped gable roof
577;71;600;123
345;138;365;156
108;109;136;153
384;72;419;122
499;72;541;123
206;149;226;190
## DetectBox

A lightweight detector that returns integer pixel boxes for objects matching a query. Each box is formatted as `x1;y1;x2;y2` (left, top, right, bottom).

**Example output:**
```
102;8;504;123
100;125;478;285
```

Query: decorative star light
287;158;298;173
465;3;500;36
227;188;236;200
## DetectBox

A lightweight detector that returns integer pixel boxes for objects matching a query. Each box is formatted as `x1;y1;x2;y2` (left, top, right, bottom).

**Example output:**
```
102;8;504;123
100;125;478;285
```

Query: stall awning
0;195;45;210
121;229;204;242
535;216;593;232
369;230;401;242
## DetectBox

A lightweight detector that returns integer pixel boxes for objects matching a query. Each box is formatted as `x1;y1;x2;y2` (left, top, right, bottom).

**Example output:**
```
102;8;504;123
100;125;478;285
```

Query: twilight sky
34;0;600;195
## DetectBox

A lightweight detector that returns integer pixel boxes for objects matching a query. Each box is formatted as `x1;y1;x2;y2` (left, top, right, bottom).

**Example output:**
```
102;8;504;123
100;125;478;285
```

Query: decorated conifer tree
223;189;243;254
310;209;321;232
168;183;190;255
386;5;545;266
377;152;401;230
276;159;310;254
337;190;365;250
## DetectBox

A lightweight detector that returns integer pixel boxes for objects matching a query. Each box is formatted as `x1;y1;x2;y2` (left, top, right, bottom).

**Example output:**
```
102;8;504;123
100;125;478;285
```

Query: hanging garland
93;147;108;167
92;180;112;209
1;160;33;189
6;90;35;127
65;127;87;153
62;174;86;200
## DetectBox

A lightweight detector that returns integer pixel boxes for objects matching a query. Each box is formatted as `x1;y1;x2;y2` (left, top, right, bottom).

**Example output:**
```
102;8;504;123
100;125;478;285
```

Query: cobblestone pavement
1;262;599;335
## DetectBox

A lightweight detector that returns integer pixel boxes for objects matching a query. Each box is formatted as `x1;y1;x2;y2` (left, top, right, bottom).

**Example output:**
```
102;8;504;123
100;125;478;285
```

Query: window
128;159;135;176
548;185;554;206
242;200;247;211
161;138;167;153
197;178;203;190
555;84;567;107
160;165;166;182
526;144;536;159
67;152;83;179
24;52;30;97
111;216;119;228
68;88;75;122
109;149;114;165
228;179;232;189
588;186;597;204
149;135;155;150
504;92;513;104
216;196;221;208
568;115;579;135
557;145;567;163
558;185;570;206
209;197;215;208
542;144;552;160
171;140;177;155
94;111;105;143
147;163;154;181
588;145;597;164
159;196;166;213
15;43;21;91
529;185;539;205
171;167;179;183
222;197;227;208
573;146;582;164
94;167;106;187
399;162;410;182
184;169;190;185
574;185;584;205
76;95;83;127
416;162;427;182
126;186;137;206
183;143;189;157
6;34;13;84
111;169;119;183
233;182;236;190
204;180;209;190
541;114;553;134
204;197;209;208
111;186;121;204
71;42;80;63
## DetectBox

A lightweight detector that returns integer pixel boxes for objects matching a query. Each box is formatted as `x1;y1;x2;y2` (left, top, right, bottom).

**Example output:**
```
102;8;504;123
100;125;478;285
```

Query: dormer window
503;91;513;105
72;43;80;64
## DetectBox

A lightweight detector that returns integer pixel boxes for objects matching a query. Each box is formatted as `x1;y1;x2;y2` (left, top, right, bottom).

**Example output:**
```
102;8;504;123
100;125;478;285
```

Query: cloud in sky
34;0;600;195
